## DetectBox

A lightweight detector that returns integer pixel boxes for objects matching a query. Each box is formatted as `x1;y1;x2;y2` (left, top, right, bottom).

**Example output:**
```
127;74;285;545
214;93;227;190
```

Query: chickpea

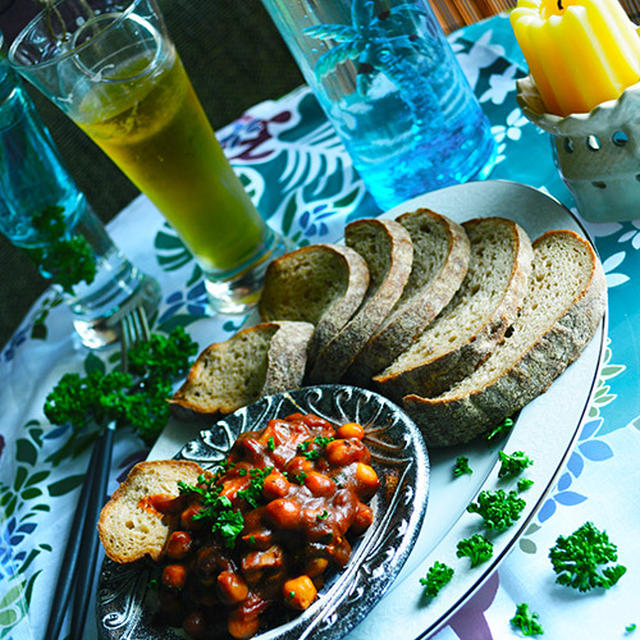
336;422;365;439
304;471;336;497
325;439;365;466
351;502;374;534
286;455;314;476
262;470;290;500
166;531;192;559
264;498;301;529
217;570;249;605
149;493;187;515
183;609;207;639
355;462;380;497
162;564;187;590
227;614;260;640
305;556;329;577
180;503;205;530
283;575;317;610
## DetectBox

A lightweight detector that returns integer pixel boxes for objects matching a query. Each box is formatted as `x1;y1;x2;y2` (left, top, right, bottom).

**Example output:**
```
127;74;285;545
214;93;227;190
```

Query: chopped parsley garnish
419;561;454;598
317;510;329;520
518;478;534;492
510;603;544;636
453;456;473;477
237;466;274;508
456;534;494;567
211;508;245;549
248;535;256;545
498;450;533;479
626;623;637;633
314;435;334;447
467;489;526;531
267;436;276;451
292;471;308;485
548;521;626;592
287;590;295;600
486;416;515;442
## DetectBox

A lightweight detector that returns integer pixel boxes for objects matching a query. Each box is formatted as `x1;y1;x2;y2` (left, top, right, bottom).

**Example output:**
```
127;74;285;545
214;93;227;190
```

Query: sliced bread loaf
403;230;606;447
345;209;471;386
171;321;314;418
98;460;205;563
258;244;370;364
375;217;534;401
307;218;413;383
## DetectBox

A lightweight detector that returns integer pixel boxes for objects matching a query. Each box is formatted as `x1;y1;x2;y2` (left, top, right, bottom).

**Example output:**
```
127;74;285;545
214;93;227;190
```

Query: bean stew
148;412;380;639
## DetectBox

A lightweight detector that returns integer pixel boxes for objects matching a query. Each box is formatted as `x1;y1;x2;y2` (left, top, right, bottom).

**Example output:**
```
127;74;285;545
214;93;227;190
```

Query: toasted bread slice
345;209;470;386
307;218;413;383
258;244;370;364
98;460;205;563
171;321;314;418
375;217;533;400
403;230;606;446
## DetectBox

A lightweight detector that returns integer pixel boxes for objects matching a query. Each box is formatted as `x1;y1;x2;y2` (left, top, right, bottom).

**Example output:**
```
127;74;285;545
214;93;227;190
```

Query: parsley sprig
467;489;526;531
456;534;493;568
548;521;627;592
419;561;454;598
26;204;97;294
498;450;533;479
43;326;198;444
510;603;544;636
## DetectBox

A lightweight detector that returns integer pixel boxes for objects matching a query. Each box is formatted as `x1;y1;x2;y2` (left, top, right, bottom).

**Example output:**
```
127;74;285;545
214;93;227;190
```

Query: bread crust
307;219;413;383
98;460;205;563
346;209;471;386
403;230;607;447
375;218;534;401
170;321;314;419
258;244;370;365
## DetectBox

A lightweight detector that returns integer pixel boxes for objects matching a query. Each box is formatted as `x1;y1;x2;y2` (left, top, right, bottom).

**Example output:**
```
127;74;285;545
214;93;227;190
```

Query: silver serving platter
97;384;430;639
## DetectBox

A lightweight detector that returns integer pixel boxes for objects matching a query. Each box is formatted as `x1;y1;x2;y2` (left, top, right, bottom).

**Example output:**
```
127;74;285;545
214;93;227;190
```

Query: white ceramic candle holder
516;75;640;223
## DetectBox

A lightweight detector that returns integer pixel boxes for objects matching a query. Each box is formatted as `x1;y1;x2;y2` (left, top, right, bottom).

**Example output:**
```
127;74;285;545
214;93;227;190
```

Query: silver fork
45;305;150;640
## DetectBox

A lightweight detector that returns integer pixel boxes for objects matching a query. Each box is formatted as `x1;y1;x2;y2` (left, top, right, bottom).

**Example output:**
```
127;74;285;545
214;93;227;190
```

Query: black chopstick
69;421;116;639
44;427;103;639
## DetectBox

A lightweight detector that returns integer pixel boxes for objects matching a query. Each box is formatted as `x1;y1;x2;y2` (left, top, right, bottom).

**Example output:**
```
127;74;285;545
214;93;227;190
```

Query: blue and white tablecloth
1;14;639;639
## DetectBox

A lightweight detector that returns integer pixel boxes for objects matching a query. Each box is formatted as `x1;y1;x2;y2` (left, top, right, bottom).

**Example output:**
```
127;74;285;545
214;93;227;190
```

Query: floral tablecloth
2;14;639;640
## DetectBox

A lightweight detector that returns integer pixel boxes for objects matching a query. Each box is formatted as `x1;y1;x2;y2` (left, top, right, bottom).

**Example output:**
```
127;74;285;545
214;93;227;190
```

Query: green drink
10;0;287;312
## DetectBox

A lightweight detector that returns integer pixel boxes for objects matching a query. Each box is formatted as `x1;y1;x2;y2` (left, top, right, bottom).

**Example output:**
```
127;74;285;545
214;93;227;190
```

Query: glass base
70;268;161;349
204;228;291;315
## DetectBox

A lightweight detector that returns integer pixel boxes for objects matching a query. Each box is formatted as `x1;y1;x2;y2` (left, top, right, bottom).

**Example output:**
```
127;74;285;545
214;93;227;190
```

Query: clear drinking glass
0;33;159;349
260;0;498;210
8;0;288;314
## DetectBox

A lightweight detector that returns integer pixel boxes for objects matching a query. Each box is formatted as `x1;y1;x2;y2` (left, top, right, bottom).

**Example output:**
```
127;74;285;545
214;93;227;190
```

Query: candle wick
557;0;563;9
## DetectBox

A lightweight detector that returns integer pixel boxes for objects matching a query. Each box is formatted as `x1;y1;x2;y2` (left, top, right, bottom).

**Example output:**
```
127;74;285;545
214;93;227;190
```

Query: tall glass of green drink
8;0;288;314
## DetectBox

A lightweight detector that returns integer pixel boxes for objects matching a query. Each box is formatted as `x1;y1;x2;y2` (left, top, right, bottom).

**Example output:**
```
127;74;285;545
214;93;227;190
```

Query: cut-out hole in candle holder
586;135;601;151
592;181;607;189
612;131;628;146
635;174;640;182
563;138;574;153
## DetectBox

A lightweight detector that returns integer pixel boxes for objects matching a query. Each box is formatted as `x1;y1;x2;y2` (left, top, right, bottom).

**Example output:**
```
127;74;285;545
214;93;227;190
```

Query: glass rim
7;0;144;71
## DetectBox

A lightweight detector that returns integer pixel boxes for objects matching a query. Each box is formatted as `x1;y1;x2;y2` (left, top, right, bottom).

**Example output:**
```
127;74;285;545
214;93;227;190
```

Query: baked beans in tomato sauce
149;412;380;639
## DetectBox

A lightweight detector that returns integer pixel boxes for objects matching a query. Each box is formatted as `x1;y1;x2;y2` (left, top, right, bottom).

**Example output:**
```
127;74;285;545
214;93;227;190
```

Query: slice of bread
171;321;314;418
98;460;205;563
306;218;413;383
258;244;370;364
345;209;470;386
403;230;606;447
375;217;534;401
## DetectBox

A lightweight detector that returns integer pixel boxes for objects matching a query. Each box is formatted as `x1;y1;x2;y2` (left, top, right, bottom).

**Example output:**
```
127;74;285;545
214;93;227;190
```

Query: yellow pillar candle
510;0;640;115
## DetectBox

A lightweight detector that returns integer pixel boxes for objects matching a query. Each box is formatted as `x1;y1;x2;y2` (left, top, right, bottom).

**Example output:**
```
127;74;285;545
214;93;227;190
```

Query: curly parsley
419;561;454;598
467;489;526;531
456;534;494;567
453;456;473;477
548;521;626;592
510;603;544;636
498;450;533;479
26;204;97;294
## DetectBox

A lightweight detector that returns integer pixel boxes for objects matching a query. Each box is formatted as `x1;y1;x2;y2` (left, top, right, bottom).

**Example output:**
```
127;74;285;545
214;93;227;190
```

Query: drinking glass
260;0;498;210
8;0;288;314
0;33;159;349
